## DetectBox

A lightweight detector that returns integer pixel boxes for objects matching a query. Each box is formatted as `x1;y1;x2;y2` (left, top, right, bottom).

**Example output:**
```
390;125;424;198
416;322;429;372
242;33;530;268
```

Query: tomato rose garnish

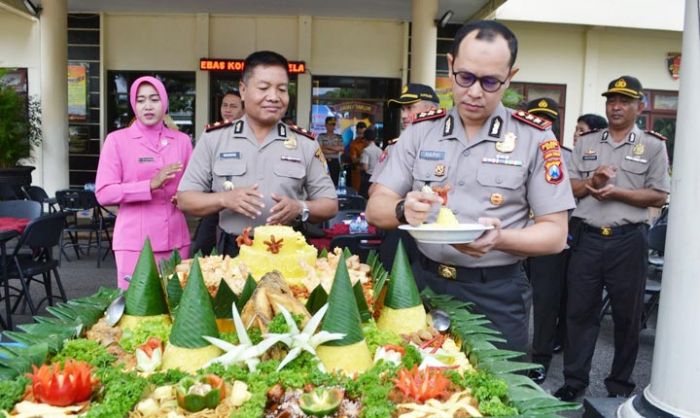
28;360;98;407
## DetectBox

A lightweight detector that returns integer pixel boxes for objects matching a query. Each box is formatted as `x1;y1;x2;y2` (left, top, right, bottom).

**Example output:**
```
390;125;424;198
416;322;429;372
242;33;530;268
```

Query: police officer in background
524;97;573;383
554;76;670;401
177;51;338;256
370;83;440;190
367;20;575;353
190;89;246;257
370;84;439;270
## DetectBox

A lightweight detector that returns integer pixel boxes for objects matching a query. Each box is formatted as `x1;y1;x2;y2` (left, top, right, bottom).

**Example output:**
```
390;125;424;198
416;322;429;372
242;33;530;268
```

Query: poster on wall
68;64;88;121
666;52;681;80
435;77;454;110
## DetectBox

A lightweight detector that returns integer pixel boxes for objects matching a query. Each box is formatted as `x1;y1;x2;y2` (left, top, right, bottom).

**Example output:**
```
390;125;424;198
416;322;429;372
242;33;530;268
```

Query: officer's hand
585;183;616;201
220;184;264;219
451;217;502;258
267;193;303;225
151;162;183;190
404;191;442;226
590;165;617;189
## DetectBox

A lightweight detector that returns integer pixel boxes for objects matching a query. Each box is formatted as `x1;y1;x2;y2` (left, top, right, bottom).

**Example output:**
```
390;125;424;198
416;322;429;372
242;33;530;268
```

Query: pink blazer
96;124;192;252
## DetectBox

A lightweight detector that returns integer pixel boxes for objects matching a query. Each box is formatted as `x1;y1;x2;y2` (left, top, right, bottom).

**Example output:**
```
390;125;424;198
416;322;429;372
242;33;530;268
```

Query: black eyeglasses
452;71;507;93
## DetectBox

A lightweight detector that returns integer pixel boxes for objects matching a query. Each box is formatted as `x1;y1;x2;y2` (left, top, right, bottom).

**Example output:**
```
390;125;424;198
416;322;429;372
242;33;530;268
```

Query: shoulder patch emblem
512;110;552;130
205;120;234;132
289;124;316;140
540;139;564;184
413;108;447;124
645;130;667;141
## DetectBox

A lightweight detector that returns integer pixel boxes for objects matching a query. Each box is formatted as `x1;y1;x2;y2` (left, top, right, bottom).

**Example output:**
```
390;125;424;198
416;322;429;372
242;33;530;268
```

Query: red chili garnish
27;360;98;407
138;337;163;357
264;235;284;254
236;226;253;247
431;184;452;205
393;366;451;403
383;344;406;355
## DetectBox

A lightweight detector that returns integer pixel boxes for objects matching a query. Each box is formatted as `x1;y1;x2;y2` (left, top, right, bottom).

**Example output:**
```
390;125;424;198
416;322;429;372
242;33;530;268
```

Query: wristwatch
395;199;407;224
299;201;310;222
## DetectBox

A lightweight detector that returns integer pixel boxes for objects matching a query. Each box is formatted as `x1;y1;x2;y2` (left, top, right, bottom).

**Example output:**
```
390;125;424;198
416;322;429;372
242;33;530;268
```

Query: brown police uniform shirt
178;115;337;235
569;126;670;227
374;105;576;268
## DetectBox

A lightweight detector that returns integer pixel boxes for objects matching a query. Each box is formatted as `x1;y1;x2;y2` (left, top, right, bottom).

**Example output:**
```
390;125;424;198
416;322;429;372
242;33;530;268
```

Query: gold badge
633;143;645;155
223;180;234;191
601;226;613;237
538;99;548;108
490;193;504;206
614;78;627;88
496;132;516;153
284;135;297;149
434;164;446;177
438;264;457;280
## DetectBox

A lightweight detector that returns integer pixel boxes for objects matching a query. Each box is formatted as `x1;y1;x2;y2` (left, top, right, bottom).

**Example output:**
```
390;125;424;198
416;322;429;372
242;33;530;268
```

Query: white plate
399;223;493;244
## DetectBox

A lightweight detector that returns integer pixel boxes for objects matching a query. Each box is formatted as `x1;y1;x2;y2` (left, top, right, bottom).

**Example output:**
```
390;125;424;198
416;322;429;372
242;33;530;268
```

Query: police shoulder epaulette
205;120;233;132
289;124;316;140
579;129;600;137
412;108;447;124
511;110;552;130
645;130;667;141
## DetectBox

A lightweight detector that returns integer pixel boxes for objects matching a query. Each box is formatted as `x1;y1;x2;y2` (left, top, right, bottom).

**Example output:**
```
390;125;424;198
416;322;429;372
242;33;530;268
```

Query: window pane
526;86;562;103
652;116;676;164
653;92;678;111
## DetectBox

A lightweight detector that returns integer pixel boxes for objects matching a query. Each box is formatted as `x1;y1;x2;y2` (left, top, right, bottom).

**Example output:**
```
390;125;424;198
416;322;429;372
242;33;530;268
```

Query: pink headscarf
130;76;169;114
129;76;168;143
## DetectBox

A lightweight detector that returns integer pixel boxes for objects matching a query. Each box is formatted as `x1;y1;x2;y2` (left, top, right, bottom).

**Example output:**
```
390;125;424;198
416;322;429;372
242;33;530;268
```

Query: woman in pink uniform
96;76;192;289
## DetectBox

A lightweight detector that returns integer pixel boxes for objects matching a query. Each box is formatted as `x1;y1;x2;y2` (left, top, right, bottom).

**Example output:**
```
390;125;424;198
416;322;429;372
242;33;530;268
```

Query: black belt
419;254;522;283
581;222;645;237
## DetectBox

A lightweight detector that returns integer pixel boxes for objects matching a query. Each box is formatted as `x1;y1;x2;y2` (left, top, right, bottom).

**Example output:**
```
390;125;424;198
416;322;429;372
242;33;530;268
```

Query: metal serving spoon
423;297;451;333
104;294;126;327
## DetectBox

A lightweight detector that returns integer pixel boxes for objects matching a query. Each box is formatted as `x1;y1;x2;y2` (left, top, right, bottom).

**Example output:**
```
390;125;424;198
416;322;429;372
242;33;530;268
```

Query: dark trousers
529;249;569;368
413;255;531;353
190;213;219;257
380;229;419;272
563;226;648;395
359;172;371;199
328;159;341;186
218;230;241;258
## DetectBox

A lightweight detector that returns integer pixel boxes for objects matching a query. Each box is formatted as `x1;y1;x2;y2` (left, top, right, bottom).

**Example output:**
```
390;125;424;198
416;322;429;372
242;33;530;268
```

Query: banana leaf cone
120;239;170;330
317;253;372;374
212;280;237;333
376;239;427;334
162;256;222;373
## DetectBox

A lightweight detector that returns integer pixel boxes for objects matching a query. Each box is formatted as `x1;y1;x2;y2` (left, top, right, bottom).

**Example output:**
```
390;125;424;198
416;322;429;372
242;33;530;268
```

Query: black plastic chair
5;212;68;316
0;200;41;220
55;189;113;267
23;185;58;214
338;195;366;211
329;232;383;263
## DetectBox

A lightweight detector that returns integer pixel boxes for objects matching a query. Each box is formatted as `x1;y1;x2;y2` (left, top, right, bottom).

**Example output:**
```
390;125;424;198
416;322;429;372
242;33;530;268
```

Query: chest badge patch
633;143;645;156
434;164;446;177
284;135;298;150
138;157;154;163
490;193;504;206
495;132;516;153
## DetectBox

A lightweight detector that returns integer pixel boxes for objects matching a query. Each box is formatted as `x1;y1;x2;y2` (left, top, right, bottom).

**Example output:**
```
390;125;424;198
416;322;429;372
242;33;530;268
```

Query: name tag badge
219;152;241;160
625;155;648;164
138;157;154;163
419;150;445;161
582;155;598;161
281;155;302;163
